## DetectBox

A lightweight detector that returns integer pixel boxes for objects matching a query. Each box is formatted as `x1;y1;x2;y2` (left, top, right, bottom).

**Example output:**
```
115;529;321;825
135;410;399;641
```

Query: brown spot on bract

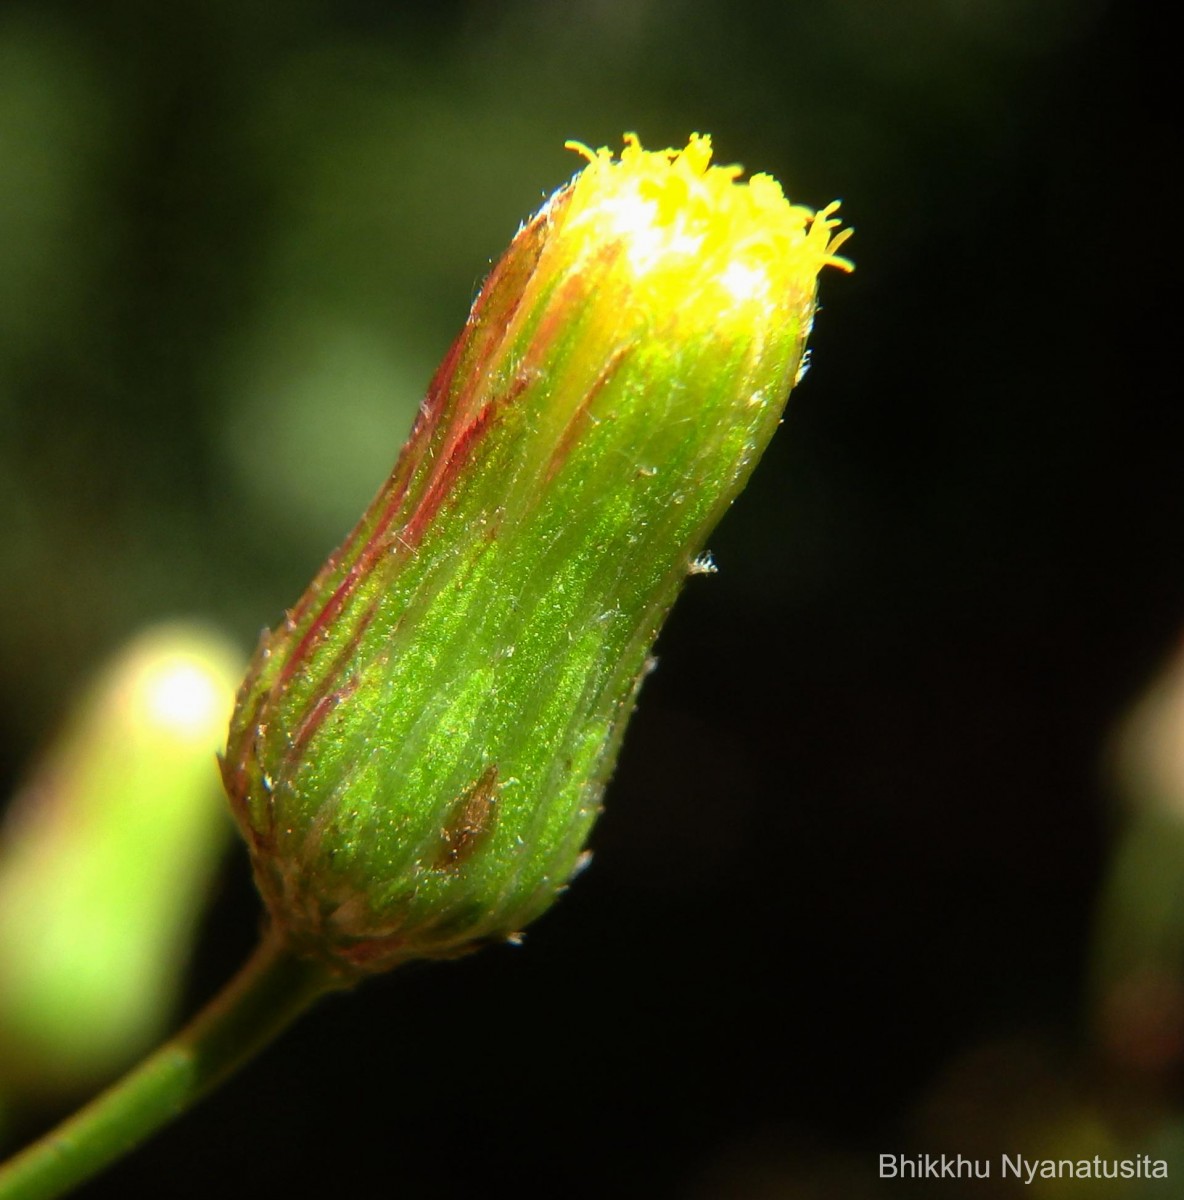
434;765;500;869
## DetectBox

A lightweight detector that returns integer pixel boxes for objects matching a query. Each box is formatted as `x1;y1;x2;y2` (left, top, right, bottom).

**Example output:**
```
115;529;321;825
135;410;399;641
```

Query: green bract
222;134;851;975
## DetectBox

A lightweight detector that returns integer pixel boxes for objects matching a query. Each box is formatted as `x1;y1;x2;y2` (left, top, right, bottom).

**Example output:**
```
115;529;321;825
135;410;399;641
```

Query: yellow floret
558;133;852;326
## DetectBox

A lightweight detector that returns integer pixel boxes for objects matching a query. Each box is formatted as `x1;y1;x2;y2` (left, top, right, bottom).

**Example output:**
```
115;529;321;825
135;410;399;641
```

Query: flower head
222;134;850;976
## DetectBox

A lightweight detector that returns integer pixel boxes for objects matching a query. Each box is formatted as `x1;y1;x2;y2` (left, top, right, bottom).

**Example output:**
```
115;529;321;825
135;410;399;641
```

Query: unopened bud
0;624;242;1096
222;134;851;975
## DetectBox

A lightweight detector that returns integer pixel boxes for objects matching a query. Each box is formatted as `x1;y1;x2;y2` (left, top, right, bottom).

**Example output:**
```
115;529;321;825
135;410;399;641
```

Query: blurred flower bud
1108;633;1184;819
223;134;851;975
1092;634;1184;1079
0;624;243;1097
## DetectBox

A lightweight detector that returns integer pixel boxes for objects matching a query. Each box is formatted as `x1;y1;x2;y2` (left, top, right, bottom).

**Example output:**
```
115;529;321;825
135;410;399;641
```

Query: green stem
0;930;341;1200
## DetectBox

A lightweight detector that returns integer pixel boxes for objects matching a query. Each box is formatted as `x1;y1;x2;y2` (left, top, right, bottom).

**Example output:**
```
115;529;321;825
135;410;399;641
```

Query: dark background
0;0;1178;1196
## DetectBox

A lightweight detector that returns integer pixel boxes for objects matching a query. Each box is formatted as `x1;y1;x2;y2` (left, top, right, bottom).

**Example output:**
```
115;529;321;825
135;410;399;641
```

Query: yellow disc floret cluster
555;133;852;333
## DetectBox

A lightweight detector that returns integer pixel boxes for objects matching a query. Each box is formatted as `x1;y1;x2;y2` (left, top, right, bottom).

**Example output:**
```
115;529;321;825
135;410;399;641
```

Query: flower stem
0;929;341;1200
